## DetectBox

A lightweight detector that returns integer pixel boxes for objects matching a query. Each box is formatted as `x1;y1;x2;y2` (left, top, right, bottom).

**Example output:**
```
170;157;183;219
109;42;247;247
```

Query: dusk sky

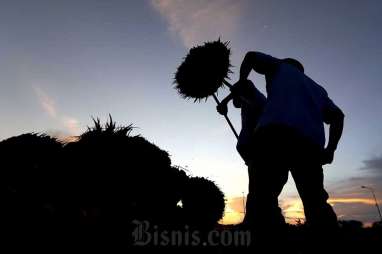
1;0;381;225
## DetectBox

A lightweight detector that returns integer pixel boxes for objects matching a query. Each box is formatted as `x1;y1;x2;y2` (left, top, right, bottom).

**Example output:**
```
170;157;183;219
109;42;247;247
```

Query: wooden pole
222;80;233;88
212;93;239;140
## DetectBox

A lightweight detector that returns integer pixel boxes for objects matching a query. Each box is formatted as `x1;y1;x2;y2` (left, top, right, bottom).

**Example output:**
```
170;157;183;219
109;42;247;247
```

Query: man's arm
326;112;344;152
216;80;258;115
216;86;246;114
322;102;345;165
216;93;234;115
239;51;280;80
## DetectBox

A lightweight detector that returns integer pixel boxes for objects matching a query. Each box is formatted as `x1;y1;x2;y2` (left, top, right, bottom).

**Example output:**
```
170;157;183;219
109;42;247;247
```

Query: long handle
212;94;239;140
223;80;233;88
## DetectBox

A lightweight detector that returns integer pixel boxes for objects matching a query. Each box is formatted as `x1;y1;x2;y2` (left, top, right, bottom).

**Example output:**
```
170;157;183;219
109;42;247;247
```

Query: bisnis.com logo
132;220;251;247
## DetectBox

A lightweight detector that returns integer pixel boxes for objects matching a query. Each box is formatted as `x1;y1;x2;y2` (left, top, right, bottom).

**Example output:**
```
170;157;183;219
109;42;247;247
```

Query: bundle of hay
0;133;63;228
174;39;231;101
0;116;226;240
182;176;225;229
62;116;178;225
174;39;239;139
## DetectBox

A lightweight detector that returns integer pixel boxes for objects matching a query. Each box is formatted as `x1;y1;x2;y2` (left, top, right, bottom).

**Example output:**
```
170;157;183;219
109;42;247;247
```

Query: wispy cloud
220;196;306;225
33;86;57;118
62;116;80;135
33;85;81;137
45;129;79;143
361;155;382;173
328;155;382;204
150;0;245;48
281;198;305;223
220;196;245;225
220;195;381;225
328;198;378;206
323;154;382;223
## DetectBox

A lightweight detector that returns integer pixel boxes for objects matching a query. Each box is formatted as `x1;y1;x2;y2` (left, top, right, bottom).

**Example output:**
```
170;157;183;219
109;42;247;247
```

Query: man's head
282;58;304;73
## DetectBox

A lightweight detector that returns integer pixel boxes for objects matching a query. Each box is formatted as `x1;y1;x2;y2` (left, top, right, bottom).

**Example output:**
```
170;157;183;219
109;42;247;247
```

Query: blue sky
1;0;381;224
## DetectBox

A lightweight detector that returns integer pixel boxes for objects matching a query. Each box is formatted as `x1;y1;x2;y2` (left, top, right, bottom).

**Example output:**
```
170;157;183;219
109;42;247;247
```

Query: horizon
1;0;382;226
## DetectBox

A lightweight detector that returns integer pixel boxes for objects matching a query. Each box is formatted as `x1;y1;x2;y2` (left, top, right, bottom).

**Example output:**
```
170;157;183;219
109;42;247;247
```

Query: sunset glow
1;0;381;227
220;196;380;225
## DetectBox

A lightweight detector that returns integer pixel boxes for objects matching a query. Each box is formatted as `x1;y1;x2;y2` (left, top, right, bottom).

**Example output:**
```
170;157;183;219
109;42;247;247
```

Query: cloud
45;129;79;143
220;196;244;225
33;86;81;136
281;197;382;224
221;193;381;226
281;198;305;223
361;155;382;173
33;86;57;118
318;153;382;224
150;0;245;48
330;200;382;224
329;198;377;206
331;154;382;196
62;117;80;135
221;196;306;225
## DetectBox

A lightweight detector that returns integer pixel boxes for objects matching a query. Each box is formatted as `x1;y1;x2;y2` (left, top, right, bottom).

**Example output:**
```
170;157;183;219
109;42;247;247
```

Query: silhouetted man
234;52;344;230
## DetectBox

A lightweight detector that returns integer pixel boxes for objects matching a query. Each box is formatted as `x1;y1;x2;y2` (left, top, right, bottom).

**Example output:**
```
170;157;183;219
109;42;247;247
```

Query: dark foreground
1;119;380;252
4;222;380;253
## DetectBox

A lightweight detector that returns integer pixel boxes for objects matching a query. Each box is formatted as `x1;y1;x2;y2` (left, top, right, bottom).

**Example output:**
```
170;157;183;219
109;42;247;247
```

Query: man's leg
243;161;256;225
291;163;337;229
244;154;289;230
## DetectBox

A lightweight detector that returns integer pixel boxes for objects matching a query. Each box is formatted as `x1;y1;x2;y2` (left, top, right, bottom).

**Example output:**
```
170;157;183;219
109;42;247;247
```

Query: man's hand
321;148;335;165
216;101;228;115
230;79;247;96
322;102;344;165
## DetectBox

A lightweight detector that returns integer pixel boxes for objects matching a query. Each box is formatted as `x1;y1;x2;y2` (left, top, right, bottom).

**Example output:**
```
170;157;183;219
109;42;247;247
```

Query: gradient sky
1;0;381;225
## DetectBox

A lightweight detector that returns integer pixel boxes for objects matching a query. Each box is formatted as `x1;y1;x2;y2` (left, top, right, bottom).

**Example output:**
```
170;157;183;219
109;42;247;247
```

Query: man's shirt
252;52;341;148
